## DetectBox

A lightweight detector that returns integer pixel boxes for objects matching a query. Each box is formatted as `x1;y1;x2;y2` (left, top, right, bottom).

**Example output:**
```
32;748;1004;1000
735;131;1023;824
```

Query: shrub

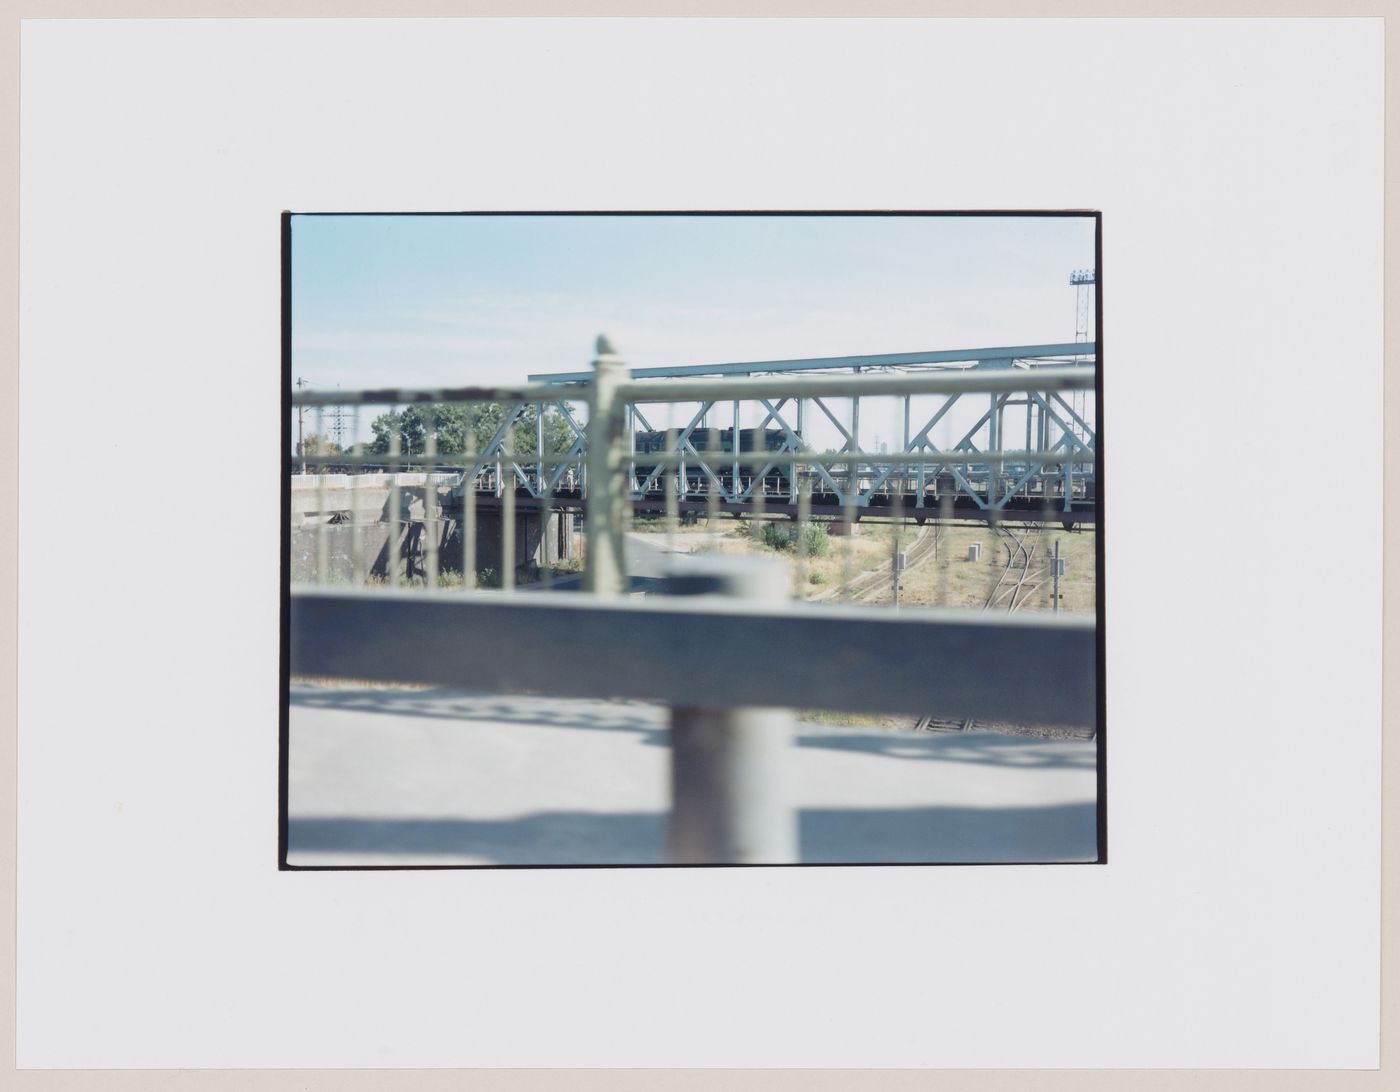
760;521;792;551
800;524;830;558
808;570;828;585
756;521;831;557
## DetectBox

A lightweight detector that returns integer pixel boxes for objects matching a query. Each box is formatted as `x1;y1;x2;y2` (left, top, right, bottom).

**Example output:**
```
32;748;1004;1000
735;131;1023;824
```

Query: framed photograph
283;210;1103;869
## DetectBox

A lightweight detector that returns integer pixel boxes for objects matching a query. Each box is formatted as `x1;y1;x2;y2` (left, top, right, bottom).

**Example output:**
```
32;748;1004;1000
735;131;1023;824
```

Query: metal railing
288;337;1099;864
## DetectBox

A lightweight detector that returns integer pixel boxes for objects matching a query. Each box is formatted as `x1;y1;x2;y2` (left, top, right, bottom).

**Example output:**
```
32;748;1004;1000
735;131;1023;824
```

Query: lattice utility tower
1069;268;1096;445
1071;268;1095;342
328;403;347;452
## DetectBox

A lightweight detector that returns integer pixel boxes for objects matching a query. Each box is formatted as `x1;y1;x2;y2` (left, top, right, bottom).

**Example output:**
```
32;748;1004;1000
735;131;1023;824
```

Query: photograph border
277;207;1107;872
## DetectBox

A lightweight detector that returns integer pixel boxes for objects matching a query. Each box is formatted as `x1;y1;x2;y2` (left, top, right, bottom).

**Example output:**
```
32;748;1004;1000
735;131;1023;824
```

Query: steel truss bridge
309;341;1098;526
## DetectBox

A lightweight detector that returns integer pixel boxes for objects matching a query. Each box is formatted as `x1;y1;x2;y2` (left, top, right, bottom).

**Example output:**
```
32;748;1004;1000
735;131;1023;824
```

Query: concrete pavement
287;685;1098;867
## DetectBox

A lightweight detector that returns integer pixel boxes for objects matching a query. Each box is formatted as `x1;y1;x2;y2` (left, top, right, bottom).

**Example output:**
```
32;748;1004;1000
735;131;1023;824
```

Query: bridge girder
449;346;1096;521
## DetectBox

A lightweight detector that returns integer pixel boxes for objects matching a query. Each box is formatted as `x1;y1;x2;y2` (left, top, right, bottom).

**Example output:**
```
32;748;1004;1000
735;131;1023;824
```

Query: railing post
665;555;798;865
584;334;629;597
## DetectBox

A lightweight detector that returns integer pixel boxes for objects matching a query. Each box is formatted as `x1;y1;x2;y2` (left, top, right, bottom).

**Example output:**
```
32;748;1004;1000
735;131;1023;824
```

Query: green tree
367;410;425;456
296;433;344;473
368;402;582;458
297;432;342;458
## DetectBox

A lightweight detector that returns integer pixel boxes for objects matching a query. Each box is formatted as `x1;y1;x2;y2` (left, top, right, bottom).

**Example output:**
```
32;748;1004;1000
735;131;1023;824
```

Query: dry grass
891;523;1096;615
703;518;1095;614
673;515;1097;614
697;517;910;598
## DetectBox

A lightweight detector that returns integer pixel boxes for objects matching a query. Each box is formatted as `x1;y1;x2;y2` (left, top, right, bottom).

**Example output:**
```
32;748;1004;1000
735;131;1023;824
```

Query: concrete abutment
289;476;576;585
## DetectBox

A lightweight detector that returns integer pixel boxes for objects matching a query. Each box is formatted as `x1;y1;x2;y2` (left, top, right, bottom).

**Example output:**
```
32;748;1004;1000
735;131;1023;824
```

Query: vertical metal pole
732;399;741;501
425;413;439;588
388;410;402;587
296;377;307;475
706;428;721;530
850;392;860;502
792;398;805;504
463;429;477;590
935;492;953;606
750;471;766;545
584;336;629;597
627;404;636;496
314;406;327;585
891;490;904;610
841;474;856;599
795;478;812;598
667;556;798;865
536;403;545;498
501;427;515;592
1054;537;1062;613
892;538;901;609
902;394;911;500
540;484;555;590
987;393;1000;507
788;426;798;504
665;428;679;551
350;408;364;586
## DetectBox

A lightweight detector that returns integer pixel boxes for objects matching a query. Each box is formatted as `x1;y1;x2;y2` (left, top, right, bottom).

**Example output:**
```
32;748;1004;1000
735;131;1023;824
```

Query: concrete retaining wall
290;473;460;526
290;508;576;585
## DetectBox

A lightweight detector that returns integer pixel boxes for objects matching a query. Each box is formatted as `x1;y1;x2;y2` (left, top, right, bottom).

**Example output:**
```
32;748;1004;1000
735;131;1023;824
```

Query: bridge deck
448;490;1096;525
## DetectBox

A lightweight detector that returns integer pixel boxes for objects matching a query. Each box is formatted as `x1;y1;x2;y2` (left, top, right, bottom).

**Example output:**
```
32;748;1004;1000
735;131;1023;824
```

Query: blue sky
291;213;1095;448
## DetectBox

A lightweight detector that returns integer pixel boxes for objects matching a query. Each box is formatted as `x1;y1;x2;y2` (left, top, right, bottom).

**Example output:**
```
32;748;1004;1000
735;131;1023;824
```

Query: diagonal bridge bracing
377;341;1096;525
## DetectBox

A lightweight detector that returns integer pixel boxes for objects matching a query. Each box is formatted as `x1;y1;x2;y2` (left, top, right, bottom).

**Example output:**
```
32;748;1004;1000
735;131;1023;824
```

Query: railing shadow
290;686;1095;769
795;729;1096;770
290;685;663;739
286;801;1096;865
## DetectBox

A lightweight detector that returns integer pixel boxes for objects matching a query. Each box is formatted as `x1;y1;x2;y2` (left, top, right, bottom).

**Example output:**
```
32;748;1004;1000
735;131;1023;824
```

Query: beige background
1;3;1391;1089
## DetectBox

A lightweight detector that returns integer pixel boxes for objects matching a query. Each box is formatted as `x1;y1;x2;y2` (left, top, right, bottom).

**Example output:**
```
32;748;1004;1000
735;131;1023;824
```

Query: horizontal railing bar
292;367;1097;410
293;449;1096;471
292;456;486;470
528;341;1097;382
603;449;1096;468
620;366;1093;404
290;589;1096;726
292;380;582;408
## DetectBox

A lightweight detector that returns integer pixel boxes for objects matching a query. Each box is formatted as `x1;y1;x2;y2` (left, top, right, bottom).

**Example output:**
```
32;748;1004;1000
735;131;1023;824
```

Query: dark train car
632;426;789;456
632;427;797;495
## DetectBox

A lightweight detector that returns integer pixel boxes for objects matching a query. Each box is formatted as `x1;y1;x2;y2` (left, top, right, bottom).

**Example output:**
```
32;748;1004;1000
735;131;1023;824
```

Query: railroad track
916;523;1048;733
985;524;1049;614
809;523;935;604
848;522;939;604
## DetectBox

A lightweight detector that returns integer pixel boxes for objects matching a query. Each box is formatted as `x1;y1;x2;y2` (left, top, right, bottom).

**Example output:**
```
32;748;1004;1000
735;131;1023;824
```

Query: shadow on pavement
290;686;664;739
287;801;1096;866
290;687;1095;770
796;731;1096;770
